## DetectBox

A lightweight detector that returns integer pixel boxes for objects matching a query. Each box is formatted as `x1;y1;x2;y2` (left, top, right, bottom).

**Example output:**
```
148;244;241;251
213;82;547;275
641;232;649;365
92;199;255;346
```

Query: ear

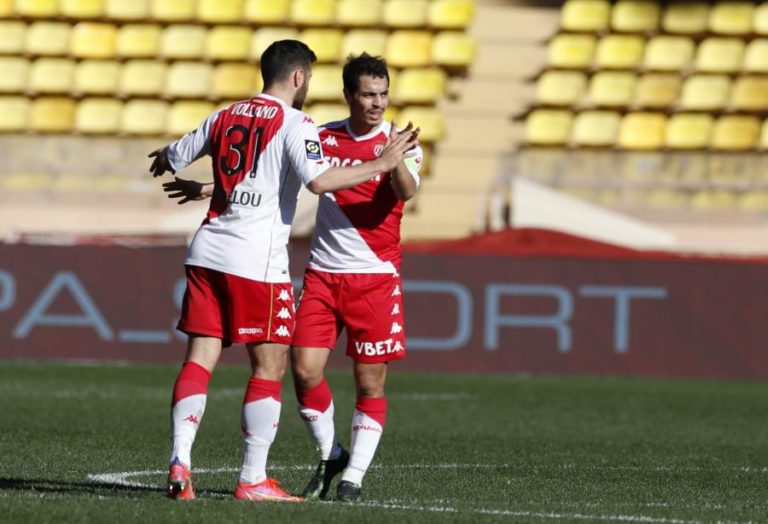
293;68;305;88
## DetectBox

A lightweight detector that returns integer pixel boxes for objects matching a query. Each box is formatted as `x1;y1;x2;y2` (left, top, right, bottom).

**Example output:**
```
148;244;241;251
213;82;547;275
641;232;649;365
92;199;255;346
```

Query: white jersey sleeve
283;114;331;186
166;111;222;172
402;144;424;187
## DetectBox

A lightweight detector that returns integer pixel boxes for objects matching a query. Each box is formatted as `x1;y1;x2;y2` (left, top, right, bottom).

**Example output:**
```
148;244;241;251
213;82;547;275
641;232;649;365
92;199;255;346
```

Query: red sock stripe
172;361;212;405
355;396;387;428
244;376;282;404
296;378;333;413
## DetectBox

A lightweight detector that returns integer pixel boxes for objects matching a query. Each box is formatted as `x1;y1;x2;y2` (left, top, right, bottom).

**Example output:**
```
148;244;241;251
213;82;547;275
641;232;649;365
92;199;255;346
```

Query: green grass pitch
0;361;766;523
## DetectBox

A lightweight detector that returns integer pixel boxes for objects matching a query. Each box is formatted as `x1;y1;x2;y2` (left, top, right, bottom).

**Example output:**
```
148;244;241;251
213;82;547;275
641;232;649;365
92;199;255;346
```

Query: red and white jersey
167;94;330;283
308;119;422;274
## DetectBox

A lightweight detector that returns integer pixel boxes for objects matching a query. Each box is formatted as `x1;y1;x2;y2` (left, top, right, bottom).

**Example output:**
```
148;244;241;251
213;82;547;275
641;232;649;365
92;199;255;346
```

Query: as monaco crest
374;143;385;157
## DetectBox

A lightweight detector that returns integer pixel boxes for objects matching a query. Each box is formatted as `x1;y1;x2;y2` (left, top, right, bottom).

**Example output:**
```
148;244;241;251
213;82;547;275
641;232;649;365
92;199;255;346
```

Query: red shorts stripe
177;265;295;346
292;269;406;363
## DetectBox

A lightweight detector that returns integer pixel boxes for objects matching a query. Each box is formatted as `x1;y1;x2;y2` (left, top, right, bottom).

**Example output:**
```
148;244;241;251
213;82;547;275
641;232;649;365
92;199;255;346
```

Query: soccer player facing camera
149;41;418;502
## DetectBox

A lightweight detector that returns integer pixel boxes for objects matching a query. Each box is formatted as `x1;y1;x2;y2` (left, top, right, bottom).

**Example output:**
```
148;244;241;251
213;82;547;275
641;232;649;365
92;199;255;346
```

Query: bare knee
291;347;327;391
247;343;289;381
354;362;388;398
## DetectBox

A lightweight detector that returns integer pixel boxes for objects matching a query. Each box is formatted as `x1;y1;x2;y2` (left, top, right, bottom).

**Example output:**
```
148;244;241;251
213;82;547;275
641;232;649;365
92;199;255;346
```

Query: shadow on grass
0;477;230;498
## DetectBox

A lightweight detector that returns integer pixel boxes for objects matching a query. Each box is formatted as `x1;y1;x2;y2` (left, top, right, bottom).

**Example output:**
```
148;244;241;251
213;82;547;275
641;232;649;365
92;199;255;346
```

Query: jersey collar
344;120;391;142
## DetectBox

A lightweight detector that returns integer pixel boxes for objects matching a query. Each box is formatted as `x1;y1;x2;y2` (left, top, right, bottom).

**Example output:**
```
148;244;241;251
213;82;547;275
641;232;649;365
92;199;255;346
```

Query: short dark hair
342;53;389;94
261;40;317;88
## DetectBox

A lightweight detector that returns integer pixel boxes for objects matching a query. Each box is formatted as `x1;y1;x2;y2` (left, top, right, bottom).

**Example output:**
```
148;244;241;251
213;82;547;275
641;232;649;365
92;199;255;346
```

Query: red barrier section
1;235;766;379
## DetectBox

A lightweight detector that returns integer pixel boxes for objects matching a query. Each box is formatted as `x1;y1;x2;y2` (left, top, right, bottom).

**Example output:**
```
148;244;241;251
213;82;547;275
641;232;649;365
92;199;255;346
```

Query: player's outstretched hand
148;147;175;178
162;177;209;204
378;121;420;171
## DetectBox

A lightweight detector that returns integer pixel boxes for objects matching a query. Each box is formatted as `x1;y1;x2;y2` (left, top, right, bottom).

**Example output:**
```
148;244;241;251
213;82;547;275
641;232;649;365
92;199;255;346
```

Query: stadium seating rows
2;0;474;29
525;109;768;151
0;96;446;142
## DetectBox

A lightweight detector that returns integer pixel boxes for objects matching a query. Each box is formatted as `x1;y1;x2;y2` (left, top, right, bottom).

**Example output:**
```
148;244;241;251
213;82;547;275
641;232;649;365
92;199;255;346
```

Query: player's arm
148;111;220;177
162;177;214;204
288;118;419;195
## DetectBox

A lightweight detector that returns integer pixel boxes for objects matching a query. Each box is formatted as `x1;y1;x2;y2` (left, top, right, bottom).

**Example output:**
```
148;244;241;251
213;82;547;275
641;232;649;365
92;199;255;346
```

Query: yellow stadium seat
618;112;666;150
299;29;344;63
198;0;243;23
730;77;768;112
666;113;713;149
743;40;768;73
167;101;215;136
244;0;290;23
755;4;768;36
70;23;117;59
611;0;660;33
571;110;620;147
536;70;586;107
588;71;636;108
119;60;167;96
121;100;168;135
291;0;336;26
341;30;388;60
166;62;212;99
337;0;381;26
105;0;149;20
306;103;348;125
524;109;573;146
708;1;754;35
29;58;75;94
712;115;761;151
25;22;70;56
30;97;76;132
307;65;344;101
0;58;28;93
695;38;745;73
739;191;768;212
160;25;207;60
428;0;474;29
662;2;710;35
0;22;25;55
634;73;681;109
206;26;251;61
61;0;104;18
679;75;731;111
150;0;194;21
16;0;58;17
595;35;645;69
760;119;768;149
691;190;738;210
432;31;475;69
75;98;122;134
251;28;299;61
74;60;120;95
212;63;262;100
397;106;444;142
560;0;610;32
643;36;694;72
116;25;161;58
386;31;432;68
0;97;29;132
382;0;427;28
547;34;596;69
392;68;446;104
0;0;11;16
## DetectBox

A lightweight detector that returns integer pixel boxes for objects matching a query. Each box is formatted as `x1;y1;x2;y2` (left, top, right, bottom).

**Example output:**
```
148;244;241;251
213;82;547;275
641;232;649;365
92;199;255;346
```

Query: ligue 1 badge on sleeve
305;140;322;160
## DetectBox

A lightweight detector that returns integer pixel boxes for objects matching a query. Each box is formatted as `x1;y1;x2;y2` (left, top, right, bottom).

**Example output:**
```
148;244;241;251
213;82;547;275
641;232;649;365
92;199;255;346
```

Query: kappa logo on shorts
238;327;264;335
278;289;291;301
390;322;403;334
276;307;292;319
391;285;401;297
305;140;322;160
274;325;290;337
391;303;400;315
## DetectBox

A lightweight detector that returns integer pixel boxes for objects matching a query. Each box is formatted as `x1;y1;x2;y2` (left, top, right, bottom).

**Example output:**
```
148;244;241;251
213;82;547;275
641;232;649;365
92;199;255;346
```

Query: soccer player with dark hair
291;52;423;503
149;42;417;502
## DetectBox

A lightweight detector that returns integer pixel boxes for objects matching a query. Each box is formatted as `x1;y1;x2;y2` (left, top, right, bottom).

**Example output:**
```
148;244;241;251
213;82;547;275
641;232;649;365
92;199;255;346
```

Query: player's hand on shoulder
148;146;175;178
162;177;211;204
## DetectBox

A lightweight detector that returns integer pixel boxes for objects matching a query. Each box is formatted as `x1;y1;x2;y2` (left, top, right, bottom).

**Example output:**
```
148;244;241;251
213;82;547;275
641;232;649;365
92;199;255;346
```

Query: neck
262;86;295;108
348;118;378;136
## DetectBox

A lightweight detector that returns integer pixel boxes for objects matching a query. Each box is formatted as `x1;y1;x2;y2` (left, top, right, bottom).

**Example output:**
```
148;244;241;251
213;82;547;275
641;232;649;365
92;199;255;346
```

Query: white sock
298;400;336;460
239;396;281;484
170;393;207;468
341;410;383;486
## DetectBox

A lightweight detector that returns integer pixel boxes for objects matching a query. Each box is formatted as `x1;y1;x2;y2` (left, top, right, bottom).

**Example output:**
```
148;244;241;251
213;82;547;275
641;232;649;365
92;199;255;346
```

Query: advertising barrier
1;237;766;379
